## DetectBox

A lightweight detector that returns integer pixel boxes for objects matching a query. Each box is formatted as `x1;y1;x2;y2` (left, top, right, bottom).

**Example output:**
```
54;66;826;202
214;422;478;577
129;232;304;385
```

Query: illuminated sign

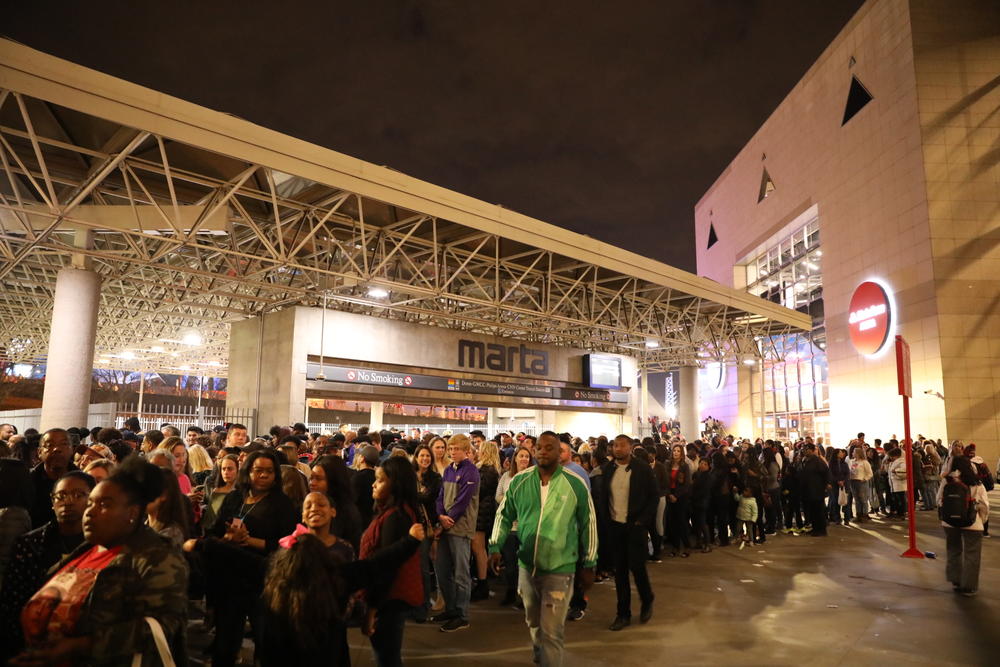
848;281;892;356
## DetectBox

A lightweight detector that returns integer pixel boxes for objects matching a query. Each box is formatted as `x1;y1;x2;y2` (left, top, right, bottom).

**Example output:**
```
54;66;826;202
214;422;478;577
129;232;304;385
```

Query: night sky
7;1;863;272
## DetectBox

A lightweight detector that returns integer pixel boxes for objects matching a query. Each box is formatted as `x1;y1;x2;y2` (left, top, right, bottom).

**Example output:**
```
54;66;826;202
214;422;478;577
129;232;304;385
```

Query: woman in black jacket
665;445;692;557
471;441;500;601
690;458;713;552
185;449;297;667
412;445;441;620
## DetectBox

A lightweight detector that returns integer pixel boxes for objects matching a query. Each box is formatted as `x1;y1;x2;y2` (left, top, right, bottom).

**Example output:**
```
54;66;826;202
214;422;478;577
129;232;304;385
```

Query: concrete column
40;268;101;430
678;365;700;442
369;401;384;429
227;308;308;431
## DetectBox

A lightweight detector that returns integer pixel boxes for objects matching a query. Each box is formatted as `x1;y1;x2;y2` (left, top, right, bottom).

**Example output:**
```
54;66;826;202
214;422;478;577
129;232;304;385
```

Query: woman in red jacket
360;456;426;667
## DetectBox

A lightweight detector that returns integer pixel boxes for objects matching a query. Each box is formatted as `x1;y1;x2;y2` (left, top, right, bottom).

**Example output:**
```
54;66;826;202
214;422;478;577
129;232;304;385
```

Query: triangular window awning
758;169;775;203
707;223;719;249
842;76;873;125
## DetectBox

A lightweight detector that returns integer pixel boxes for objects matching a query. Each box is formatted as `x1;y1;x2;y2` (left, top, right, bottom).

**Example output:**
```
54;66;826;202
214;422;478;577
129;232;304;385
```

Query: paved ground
389;501;1000;667
191;496;1000;666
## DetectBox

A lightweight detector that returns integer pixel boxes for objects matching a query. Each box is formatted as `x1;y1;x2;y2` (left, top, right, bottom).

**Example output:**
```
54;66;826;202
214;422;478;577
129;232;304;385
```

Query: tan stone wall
695;0;949;448
911;0;1000;462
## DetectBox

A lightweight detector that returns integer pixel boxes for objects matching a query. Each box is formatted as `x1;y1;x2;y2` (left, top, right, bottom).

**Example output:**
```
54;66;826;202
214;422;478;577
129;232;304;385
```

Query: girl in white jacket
848;447;873;522
936;456;989;596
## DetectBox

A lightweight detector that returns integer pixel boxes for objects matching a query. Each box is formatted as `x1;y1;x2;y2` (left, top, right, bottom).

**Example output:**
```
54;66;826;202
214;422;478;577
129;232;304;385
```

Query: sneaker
440;617;470;632
958;588;977;597
567;607;585;622
430;611;457;624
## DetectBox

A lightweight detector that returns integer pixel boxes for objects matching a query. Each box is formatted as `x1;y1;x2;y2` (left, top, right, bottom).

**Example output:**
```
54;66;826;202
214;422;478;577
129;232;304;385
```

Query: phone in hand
229;517;244;530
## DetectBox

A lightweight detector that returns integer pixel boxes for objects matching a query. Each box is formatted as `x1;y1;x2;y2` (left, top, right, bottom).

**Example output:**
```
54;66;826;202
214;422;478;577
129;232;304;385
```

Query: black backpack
938;477;977;528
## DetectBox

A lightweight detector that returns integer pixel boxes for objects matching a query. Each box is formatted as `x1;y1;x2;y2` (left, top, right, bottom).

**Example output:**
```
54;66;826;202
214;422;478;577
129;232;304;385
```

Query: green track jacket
489;465;598;575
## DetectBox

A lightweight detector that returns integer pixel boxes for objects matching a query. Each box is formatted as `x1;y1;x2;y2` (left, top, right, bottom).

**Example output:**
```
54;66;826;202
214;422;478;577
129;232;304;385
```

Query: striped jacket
489;465;597;575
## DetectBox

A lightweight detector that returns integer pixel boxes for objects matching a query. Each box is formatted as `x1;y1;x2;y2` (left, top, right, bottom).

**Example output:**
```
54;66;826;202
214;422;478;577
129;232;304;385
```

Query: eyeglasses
51;490;90;504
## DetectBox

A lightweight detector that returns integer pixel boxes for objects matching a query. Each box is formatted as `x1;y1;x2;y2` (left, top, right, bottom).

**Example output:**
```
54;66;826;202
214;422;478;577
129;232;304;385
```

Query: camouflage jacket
54;525;189;666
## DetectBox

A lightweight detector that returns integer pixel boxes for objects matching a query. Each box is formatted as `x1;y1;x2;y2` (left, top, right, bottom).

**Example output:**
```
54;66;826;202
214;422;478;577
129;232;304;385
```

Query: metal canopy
0;40;810;377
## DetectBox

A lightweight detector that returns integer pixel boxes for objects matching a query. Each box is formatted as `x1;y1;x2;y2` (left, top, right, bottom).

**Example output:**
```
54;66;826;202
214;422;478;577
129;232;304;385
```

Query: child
736;486;758;550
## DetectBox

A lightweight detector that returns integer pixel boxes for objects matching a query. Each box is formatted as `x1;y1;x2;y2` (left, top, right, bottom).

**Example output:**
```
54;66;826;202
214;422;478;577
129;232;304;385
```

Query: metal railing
115;403;256;435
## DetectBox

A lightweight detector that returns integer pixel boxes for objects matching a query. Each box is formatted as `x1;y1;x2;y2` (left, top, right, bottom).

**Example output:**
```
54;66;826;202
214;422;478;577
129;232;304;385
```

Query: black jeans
215;592;258;667
712;495;731;545
666;500;690;552
805;497;827;534
609;521;653;617
691;504;711;547
370;601;413;667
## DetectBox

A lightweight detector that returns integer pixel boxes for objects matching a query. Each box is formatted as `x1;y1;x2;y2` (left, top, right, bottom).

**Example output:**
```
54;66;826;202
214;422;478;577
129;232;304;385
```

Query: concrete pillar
369;401;384;429
40;268;101;430
678;365;700;442
227;308;308;431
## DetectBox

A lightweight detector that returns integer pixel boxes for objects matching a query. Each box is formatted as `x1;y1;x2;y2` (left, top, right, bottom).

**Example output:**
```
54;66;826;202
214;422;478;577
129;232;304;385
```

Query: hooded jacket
489;465;597;575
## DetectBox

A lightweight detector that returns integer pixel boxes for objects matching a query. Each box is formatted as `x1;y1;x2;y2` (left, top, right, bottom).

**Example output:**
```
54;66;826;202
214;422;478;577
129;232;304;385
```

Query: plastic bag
838;487;848;506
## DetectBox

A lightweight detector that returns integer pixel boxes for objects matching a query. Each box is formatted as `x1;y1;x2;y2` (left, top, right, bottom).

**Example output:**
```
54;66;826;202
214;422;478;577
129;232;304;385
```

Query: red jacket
359;505;423;608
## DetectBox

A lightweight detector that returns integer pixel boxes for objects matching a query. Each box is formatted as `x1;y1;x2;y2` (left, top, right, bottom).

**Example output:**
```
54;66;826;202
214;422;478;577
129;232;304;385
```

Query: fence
306;422;553;439
115;403;256;435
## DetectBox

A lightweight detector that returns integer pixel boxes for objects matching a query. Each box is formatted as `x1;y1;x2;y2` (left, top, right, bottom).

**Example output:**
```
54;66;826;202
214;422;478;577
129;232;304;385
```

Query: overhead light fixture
182;331;202;346
367;286;389;299
743;358;757;366
645;340;659;349
120;350;136;360
179;364;192;371
207;360;222;367
151;345;165;353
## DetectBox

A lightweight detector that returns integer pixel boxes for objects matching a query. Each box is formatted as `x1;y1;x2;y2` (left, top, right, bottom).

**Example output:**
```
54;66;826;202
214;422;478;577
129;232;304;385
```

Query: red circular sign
404;376;412;386
346;370;357;381
848;281;891;355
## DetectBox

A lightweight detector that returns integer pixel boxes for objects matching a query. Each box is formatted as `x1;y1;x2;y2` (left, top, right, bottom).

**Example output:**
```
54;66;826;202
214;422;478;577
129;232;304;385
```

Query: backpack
938;477;977;528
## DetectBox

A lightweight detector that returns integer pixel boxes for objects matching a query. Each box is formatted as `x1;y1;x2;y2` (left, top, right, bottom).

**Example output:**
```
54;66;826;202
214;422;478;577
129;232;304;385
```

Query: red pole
900;378;924;558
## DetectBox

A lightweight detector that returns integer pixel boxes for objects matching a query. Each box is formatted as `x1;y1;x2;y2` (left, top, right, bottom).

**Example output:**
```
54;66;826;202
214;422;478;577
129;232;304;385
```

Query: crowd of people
0;419;993;666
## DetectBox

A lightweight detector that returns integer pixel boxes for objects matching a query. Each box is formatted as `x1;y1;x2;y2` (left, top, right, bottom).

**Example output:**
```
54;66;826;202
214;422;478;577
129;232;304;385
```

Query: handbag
131;616;175;667
838;487;848;507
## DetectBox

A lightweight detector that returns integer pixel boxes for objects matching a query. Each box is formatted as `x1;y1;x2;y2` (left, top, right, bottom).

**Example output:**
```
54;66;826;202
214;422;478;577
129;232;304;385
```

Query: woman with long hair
258;520;425;666
937;455;989;596
160;436;192;494
495;445;533;604
146;467;190;546
665;444;692;557
14;457;188;665
471;440;500;601
188;444;215;486
429;436;448;477
184;449;297;667
412;444;441;621
202;454;239;532
309;454;363;551
359;456;426;666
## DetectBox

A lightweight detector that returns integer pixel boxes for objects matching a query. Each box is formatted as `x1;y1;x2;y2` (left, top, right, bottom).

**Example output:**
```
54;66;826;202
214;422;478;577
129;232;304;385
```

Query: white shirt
610;462;631;523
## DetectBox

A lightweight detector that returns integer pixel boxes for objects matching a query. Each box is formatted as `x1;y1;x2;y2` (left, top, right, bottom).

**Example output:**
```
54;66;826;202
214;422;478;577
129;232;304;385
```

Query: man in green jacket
489;431;597;667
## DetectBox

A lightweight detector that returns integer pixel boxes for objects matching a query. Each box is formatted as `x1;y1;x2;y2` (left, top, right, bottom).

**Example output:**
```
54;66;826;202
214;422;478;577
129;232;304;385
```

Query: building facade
695;0;1000;460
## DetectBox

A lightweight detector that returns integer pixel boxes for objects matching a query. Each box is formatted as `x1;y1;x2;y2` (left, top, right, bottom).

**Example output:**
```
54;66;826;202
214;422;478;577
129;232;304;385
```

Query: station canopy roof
0;39;810;377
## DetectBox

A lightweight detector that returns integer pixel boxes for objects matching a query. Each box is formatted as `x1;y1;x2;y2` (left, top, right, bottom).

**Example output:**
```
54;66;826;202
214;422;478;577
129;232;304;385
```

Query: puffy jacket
489;466;597;575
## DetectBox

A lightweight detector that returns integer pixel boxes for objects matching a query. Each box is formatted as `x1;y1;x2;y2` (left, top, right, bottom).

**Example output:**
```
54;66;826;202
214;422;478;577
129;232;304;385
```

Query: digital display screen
583;354;622;389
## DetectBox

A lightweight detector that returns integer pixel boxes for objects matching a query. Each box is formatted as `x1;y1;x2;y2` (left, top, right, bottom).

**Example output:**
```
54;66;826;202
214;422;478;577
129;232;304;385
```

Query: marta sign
848;281;893;355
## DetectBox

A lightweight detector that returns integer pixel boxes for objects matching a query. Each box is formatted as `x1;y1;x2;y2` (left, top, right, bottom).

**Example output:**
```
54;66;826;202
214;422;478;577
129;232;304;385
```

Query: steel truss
0;62;806;377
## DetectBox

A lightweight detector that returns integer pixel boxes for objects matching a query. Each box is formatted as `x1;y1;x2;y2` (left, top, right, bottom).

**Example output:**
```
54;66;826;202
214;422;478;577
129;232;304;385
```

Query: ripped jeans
518;567;575;667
